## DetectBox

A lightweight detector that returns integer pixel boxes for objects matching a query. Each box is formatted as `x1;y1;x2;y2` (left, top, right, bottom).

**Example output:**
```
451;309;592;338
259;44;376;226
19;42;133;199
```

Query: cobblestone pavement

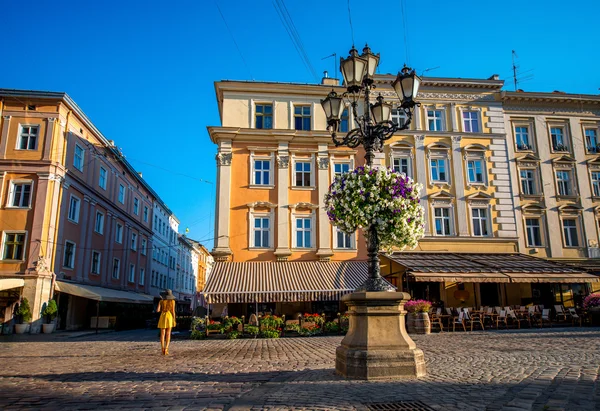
0;328;599;411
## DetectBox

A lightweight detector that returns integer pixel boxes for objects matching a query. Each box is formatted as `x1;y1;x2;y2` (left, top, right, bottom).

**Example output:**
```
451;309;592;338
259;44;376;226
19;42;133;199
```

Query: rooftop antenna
511;50;534;91
421;66;440;77
322;53;337;78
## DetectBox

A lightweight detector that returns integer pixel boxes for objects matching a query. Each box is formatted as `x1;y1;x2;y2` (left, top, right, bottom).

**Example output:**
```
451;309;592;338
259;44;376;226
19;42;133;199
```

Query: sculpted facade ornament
216;152;232;166
34;256;50;273
371;91;495;101
276;155;289;168
318;157;330;170
451;136;462;144
505;106;600;116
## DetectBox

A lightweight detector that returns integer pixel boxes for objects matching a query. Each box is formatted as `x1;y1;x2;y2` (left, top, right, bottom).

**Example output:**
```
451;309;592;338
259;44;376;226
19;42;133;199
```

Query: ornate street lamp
320;45;421;292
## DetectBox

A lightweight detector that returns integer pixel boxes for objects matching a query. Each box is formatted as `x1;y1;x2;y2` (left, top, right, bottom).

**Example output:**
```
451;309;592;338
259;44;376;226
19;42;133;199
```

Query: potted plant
404;299;432;334
42;300;58;333
14;298;32;334
583;293;600;326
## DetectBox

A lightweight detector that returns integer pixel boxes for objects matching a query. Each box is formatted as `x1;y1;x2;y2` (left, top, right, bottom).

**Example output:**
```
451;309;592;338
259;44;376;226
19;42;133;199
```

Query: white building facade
150;201;179;298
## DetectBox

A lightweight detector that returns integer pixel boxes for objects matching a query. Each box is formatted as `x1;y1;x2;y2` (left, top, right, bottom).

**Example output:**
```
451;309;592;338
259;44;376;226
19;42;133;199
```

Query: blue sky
2;0;599;247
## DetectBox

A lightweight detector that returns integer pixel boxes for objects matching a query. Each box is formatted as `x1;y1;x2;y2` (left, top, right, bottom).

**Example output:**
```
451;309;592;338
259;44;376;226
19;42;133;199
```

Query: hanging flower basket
325;166;425;252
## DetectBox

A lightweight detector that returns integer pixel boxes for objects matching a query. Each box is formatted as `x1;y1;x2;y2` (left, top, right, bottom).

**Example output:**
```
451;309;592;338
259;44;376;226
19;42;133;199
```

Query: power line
214;1;254;81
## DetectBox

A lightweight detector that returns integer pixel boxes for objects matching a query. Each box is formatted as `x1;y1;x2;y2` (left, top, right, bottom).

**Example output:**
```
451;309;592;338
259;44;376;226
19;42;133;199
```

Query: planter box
42;323;55;334
15;323;30;334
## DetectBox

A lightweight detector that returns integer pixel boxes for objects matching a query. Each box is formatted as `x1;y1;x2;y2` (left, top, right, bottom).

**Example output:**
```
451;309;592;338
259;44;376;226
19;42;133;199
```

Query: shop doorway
479;283;500;307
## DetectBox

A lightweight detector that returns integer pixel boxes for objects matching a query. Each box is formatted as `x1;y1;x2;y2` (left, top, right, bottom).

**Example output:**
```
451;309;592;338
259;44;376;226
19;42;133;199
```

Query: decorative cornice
247;201;277;210
374;91;495;101
290;202;319;210
504;105;600;116
216;152;232;166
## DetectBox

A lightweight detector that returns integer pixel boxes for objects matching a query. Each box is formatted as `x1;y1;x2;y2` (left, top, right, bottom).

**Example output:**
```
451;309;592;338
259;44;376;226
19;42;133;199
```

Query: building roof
0;88;177;219
203;261;385;303
385;253;599;284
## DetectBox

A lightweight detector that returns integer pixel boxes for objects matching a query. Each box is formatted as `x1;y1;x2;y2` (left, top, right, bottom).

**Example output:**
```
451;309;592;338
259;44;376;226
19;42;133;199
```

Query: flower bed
583;293;600;309
404;299;432;313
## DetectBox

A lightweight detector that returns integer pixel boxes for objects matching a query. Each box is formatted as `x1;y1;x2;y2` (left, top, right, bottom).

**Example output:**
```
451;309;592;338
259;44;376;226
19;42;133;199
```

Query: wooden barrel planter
406;313;416;333
413;312;431;335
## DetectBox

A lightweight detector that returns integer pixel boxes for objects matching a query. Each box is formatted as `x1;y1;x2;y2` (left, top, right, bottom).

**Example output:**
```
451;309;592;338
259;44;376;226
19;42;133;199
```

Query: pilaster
451;136;469;236
316;143;333;261
103;212;115;286
274;142;291;261
450;103;458;132
212;140;233;261
0;115;11;159
81;198;96;281
43;118;57;160
414;135;430;235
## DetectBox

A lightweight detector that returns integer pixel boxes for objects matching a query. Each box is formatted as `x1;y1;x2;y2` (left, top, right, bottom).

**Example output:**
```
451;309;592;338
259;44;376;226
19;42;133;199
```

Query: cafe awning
55;281;154;304
385;252;599;284
0;278;25;291
203;261;384;304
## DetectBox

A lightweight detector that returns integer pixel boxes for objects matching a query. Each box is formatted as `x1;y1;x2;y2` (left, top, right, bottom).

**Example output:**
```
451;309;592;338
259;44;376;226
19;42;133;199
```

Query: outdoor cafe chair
554;305;568;322
445;307;454;316
508;310;530;329
494;306;502;314
539;309;552;328
568;308;582;327
430;308;444;332
496;310;508;329
452;311;466;332
465;310;484;331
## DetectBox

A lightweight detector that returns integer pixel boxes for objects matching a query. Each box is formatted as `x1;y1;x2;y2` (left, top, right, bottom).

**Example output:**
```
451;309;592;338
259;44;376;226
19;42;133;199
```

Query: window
294;105;311;131
154;215;158;229
133;198;139;215
131;233;137;251
63;241;75;269
525;218;543;247
112;258;120;279
9;181;32;208
434;208;452;236
562;219;579;247
115;223;123;243
471;208;489;236
129;264;135;282
94;211;104;234
253;159;271;186
255;104;273;129
18;125;38;150
592;172;600;197
586;129;599;153
333;162;350;177
427;110;444;131
551;127;568;151
295;217;312;248
74;144;84;171
2;232;26;260
520;170;536;195
295;161;312;187
143;206;149;222
118;184;125;204
467;160;484;183
340;108;349;132
252;216;270;248
462;111;480;133
68;196;80;223
99;167;107;189
391;108;407;127
141;238;147;255
430;158;447;182
139;268;145;286
393;157;411;177
91;251;101;274
335;227;354;249
556;171;572;196
515;126;531;150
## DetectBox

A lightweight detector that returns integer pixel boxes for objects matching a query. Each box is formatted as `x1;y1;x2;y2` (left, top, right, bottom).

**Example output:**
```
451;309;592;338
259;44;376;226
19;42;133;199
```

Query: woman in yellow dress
157;289;176;355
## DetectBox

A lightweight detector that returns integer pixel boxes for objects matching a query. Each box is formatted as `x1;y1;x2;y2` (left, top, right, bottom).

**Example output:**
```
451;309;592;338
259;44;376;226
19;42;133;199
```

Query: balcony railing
516;143;532;151
553;143;570;152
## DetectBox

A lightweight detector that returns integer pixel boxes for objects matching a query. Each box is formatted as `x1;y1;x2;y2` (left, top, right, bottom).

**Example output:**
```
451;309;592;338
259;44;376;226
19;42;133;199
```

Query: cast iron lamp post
321;44;421;292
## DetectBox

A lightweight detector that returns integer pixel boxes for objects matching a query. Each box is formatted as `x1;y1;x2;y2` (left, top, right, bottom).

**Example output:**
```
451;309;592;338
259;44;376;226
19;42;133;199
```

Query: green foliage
226;330;241;339
245;325;259;336
190;317;205;331
259;315;284;329
190;330;206;340
42;300;58;323
298;323;321;336
323;321;339;333
285;323;300;332
260;329;280;339
303;313;325;325
15;298;32;323
207;322;225;333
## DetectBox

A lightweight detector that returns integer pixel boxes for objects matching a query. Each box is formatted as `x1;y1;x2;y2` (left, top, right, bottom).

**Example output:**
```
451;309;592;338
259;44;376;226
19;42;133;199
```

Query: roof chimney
321;70;339;86
488;74;500;81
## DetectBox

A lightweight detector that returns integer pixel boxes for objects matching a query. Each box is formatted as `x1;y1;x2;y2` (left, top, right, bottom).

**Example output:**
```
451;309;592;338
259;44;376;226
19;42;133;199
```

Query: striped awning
386;252;599;284
203;261;378;304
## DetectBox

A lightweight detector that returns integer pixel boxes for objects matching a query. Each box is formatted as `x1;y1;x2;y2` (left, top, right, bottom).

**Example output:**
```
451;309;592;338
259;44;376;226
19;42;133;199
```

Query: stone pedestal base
336;291;426;380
